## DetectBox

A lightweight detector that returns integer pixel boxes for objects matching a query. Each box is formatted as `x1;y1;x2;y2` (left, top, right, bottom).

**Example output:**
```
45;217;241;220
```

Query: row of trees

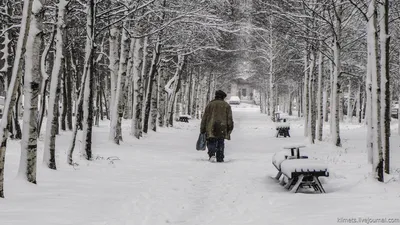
251;0;400;182
0;0;250;198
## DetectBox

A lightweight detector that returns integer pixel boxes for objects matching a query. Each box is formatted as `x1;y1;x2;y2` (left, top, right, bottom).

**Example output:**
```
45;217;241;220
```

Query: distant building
228;77;260;104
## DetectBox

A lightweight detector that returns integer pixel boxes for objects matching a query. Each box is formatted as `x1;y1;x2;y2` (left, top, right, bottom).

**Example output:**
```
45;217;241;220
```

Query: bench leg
290;175;304;193
313;176;325;193
275;171;282;180
312;183;320;192
279;177;286;185
284;178;295;189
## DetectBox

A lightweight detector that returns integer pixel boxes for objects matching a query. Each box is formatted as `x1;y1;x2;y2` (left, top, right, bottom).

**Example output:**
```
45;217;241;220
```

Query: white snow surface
32;0;43;14
272;150;290;169
1;103;400;225
275;122;290;128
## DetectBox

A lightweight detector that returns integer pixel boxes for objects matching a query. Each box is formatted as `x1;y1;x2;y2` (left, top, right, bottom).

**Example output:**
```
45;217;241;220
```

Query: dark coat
200;99;234;140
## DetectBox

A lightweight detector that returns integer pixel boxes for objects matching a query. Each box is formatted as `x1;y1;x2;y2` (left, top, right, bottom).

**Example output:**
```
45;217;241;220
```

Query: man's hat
215;90;227;99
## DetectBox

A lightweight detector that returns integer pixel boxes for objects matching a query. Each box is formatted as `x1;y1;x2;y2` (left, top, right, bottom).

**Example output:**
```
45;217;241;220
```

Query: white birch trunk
151;69;159;132
166;55;184;126
195;74;201;119
379;0;390;175
43;0;67;169
82;64;92;157
110;25;129;144
189;70;196;116
332;39;341;146
323;87;328;123
356;83;362;123
158;66;166;127
182;80;189;115
67;63;88;165
316;51;324;141
339;91;344;122
140;36;149;130
143;37;161;133
269;19;276;122
131;37;144;138
269;69;275;121
308;52;316;143
0;0;34;198
366;18;373;165
367;0;383;180
331;2;343;147
19;0;43;183
361;91;366;123
329;59;334;132
297;85;301;117
125;36;136;120
80;0;95;160
109;25;120;114
260;88;267;114
347;79;352;123
303;50;309;136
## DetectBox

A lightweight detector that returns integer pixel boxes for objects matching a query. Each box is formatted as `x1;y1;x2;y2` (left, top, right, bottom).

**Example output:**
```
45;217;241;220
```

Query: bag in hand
196;133;207;151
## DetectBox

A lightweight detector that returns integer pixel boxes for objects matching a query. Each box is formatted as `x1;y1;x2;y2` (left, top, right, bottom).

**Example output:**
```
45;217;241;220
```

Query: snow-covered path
1;104;400;225
104;105;299;225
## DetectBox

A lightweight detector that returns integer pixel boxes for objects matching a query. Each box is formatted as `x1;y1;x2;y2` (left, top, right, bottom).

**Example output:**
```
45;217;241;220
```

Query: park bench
275;120;290;138
178;115;191;123
272;145;329;193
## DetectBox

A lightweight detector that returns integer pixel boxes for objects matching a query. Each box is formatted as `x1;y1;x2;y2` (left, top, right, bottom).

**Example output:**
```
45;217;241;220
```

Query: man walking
200;90;234;162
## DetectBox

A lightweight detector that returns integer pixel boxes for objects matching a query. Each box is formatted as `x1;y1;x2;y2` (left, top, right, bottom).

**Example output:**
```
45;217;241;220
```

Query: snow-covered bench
272;145;329;193
178;115;191;123
275;122;290;137
280;159;329;193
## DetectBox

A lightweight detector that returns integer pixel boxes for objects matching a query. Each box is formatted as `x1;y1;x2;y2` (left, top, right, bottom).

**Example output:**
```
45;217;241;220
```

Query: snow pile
272;150;291;169
275;122;290;128
283;144;306;149
280;159;329;178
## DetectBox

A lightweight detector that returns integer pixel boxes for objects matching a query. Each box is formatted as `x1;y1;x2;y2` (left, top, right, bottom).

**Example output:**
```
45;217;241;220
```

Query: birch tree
0;0;34;198
43;0;68;170
165;54;185;127
131;35;144;139
364;0;383;181
109;25;120;112
110;22;129;144
19;0;45;183
81;0;95;160
143;37;161;133
331;1;343;147
316;50;324;141
379;0;390;175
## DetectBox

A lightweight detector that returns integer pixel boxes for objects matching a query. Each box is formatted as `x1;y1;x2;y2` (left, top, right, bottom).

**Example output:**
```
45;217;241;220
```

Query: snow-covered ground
1;103;400;225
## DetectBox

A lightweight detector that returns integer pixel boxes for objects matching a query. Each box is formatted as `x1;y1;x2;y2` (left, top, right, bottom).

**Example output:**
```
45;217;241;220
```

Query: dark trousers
207;138;225;161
